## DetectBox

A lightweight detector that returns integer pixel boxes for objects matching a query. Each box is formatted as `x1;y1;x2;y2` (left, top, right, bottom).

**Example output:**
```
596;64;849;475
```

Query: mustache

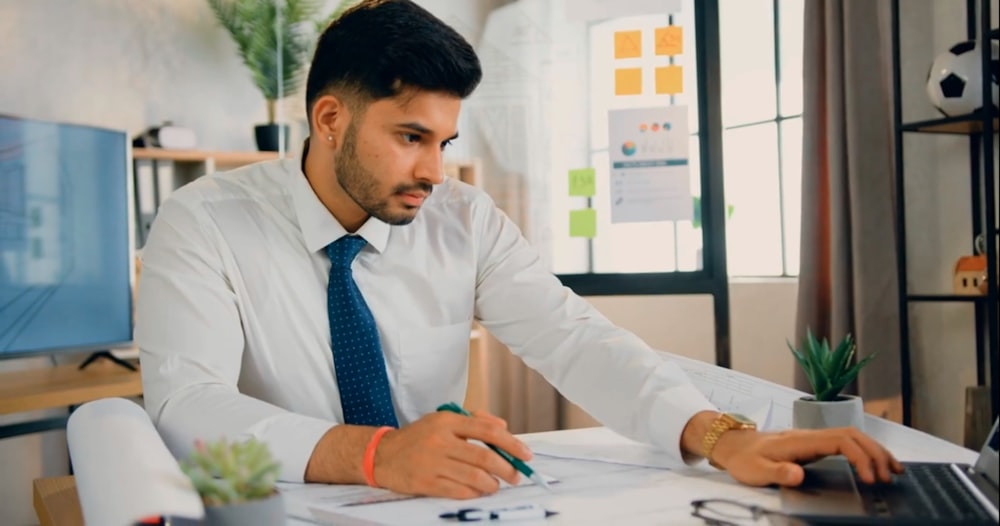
393;183;433;196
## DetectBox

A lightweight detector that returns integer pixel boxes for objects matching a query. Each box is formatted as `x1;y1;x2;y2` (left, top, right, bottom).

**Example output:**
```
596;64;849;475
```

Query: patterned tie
325;235;399;428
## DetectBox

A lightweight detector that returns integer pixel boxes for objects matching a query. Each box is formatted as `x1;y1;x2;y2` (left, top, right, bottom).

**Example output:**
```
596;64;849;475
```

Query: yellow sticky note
655;26;683;56
615;68;643;96
614;30;643;59
568;168;596;197
569;209;597;238
655;65;683;95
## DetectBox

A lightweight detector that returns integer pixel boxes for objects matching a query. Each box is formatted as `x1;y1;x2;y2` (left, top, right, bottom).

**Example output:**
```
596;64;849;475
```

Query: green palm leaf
789;329;876;402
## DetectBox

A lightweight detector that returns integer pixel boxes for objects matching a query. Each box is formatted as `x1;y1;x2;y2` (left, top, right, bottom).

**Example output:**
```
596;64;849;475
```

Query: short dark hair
305;0;482;119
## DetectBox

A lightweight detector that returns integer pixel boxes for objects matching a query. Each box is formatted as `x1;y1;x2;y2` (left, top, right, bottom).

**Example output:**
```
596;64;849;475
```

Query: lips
398;192;427;207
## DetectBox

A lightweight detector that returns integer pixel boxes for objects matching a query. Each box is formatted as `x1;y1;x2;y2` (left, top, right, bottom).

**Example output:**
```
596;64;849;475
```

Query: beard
334;124;432;226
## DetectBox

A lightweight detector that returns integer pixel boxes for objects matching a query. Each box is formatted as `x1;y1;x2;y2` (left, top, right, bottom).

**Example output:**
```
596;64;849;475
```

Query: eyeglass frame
690;498;791;526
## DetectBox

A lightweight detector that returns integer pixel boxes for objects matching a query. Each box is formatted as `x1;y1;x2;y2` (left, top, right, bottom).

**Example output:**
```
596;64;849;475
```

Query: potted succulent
181;438;284;526
788;329;876;430
206;0;358;151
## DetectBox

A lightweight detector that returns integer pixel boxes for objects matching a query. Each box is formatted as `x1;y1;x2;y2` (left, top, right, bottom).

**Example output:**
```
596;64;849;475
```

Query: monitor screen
0;115;133;358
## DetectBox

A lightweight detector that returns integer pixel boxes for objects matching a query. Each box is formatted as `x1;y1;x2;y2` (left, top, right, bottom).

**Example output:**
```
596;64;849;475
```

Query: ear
311;94;350;148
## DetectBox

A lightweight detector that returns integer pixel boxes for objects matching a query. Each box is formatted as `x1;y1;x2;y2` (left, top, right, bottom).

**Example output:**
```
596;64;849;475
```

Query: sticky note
570;209;597;238
655;26;683;55
655;65;683;94
614;30;643;59
568;168;596;197
615;68;643;96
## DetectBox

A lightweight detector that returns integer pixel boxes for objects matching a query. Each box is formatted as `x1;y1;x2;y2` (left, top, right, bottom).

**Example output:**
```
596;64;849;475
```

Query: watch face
728;413;756;426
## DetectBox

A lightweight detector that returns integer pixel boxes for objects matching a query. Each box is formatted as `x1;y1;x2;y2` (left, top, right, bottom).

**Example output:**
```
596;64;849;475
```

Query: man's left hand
710;426;905;487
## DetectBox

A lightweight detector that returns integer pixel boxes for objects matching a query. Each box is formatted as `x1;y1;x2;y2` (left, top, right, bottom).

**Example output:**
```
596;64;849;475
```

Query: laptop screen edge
973;418;999;487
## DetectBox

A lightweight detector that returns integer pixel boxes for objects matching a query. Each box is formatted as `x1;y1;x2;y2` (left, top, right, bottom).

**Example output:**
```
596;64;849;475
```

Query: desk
0;359;142;439
33;418;978;526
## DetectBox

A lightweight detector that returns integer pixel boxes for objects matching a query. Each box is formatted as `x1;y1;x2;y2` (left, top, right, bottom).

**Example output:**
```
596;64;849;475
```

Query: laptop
779;418;999;525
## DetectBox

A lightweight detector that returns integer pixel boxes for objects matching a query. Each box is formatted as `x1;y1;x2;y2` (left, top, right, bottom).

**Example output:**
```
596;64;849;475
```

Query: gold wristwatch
701;412;757;469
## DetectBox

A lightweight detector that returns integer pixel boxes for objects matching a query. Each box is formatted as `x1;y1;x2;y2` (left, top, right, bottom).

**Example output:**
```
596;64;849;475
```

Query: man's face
332;90;461;226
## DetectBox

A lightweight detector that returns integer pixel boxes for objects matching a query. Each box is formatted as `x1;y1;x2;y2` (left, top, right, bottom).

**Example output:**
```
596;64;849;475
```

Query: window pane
719;0;777;126
723;123;784;276
780;117;802;275
778;0;804;116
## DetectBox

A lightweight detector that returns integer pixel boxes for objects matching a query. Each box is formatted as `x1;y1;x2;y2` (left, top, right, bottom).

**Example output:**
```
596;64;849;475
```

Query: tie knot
326;235;367;268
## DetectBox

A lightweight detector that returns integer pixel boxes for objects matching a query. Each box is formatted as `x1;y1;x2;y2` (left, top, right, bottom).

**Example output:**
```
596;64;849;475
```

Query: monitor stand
78;351;137;372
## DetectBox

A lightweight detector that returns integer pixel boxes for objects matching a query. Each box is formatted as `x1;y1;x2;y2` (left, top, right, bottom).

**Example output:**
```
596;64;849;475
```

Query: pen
436;402;553;491
440;504;558;522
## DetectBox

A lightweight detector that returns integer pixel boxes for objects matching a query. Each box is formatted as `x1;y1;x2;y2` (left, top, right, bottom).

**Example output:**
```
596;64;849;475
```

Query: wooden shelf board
907;293;987;303
901;114;999;134
132;148;280;165
0;360;142;415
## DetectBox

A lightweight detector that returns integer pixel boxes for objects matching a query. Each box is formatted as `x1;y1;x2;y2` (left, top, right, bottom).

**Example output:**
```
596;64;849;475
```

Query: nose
415;147;445;185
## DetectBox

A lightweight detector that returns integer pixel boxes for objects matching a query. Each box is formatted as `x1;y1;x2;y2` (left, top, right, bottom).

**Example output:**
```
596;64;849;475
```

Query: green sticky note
569;209;597;238
568;168;596;197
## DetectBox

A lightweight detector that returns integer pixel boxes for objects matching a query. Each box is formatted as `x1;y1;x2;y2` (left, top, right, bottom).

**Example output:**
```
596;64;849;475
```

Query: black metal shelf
907;294;990;303
900;112;999;134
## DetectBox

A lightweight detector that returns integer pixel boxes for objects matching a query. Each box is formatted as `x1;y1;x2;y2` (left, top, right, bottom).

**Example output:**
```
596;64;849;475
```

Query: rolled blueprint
67;397;205;525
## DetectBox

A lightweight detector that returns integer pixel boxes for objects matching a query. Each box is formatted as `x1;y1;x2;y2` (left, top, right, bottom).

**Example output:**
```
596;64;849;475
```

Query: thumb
772;461;804;486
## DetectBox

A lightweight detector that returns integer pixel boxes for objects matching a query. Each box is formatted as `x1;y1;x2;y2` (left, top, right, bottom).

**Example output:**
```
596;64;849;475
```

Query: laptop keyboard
860;462;992;521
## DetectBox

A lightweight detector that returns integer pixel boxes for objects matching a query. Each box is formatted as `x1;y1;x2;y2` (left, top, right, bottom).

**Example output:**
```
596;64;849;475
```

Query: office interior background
0;0;996;523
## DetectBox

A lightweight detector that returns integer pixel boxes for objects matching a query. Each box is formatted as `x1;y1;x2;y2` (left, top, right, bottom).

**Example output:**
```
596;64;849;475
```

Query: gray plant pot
203;492;284;526
792;395;865;431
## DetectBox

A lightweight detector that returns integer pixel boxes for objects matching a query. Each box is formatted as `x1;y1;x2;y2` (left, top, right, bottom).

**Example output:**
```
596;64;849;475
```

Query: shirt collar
288;140;391;255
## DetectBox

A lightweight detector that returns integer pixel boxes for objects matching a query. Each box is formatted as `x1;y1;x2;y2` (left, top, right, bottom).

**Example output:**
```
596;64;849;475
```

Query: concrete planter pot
792;394;865;431
203;492;284;526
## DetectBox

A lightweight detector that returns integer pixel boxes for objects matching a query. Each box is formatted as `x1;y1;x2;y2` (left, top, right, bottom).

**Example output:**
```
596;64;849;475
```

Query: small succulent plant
788;329;876;402
180;438;281;506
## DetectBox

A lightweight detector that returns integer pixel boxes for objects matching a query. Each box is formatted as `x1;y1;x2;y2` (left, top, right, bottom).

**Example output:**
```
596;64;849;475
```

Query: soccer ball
925;38;999;117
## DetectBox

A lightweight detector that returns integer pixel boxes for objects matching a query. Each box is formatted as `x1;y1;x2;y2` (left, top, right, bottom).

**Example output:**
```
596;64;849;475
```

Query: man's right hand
372;410;531;499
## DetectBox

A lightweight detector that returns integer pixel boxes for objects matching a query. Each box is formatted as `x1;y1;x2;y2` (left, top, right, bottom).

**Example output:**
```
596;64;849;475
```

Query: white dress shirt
136;157;717;482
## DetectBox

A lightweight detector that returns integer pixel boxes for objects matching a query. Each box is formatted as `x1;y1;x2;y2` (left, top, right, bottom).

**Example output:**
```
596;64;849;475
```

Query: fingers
471;409;508;429
447;441;521;486
439;458;502;496
845;428;904;481
775;429;899;484
447;413;533;461
428;473;486;500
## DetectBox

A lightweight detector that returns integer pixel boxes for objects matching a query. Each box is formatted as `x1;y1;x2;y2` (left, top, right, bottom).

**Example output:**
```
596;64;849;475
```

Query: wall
0;1;502;524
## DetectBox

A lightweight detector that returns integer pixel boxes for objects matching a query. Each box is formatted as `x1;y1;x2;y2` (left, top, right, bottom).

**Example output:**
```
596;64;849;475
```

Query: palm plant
206;0;358;124
788;329;876;402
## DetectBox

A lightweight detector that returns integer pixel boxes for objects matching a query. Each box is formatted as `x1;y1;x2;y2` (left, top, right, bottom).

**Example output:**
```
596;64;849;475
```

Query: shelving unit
890;0;998;437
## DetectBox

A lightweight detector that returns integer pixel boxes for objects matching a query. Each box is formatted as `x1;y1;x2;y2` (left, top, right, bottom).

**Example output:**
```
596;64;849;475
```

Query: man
137;0;902;500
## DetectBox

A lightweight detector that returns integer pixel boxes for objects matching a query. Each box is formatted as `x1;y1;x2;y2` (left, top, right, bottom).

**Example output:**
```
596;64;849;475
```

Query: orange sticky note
655;65;683;94
655;26;683;56
615;68;643;96
614;30;642;59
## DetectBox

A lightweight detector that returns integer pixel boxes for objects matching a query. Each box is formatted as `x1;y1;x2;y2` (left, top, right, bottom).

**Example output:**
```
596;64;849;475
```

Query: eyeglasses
690;498;789;526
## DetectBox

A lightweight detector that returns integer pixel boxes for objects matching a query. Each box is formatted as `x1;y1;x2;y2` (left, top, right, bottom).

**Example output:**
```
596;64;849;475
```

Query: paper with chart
608;106;692;224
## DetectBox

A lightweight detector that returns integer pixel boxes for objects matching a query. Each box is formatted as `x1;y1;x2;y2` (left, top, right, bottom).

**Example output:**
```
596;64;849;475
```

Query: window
551;0;803;277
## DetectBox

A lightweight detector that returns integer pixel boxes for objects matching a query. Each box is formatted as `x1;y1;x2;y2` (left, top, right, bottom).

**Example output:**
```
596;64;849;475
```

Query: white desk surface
284;417;979;526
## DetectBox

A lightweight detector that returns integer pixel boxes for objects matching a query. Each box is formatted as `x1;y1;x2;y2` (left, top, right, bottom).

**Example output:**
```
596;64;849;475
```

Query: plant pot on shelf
793;394;865;431
254;123;289;152
203;492;284;526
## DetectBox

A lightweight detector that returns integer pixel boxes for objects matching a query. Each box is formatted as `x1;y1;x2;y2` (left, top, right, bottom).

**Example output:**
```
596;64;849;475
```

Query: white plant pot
204;492;284;526
792;395;865;431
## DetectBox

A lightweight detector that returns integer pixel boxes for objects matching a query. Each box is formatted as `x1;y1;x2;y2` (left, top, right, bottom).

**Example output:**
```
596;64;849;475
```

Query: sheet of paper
614;30;643;59
525;427;676;469
67;398;205;525
564;0;682;21
655;65;683;94
614;67;643;95
608;106;692;223
569;209;597;238
568;167;596;197
655;26;683;55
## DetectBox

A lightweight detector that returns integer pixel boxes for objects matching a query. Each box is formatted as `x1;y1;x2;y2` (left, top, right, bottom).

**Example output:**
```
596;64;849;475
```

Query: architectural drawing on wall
607;105;691;224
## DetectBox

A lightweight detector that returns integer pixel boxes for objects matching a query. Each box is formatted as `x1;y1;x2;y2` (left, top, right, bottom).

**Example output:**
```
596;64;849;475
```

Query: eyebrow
398;122;459;142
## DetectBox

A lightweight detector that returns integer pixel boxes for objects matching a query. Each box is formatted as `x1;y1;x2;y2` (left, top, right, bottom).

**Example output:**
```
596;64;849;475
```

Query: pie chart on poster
622;141;637;156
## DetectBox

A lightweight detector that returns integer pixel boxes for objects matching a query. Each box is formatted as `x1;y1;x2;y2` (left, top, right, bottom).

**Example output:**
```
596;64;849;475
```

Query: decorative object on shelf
180;437;284;526
206;0;358;152
925;36;999;117
132;121;198;149
954;254;988;295
788;330;875;430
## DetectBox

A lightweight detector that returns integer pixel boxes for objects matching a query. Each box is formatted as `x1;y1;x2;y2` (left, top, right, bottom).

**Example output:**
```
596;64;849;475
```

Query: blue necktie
325;236;399;428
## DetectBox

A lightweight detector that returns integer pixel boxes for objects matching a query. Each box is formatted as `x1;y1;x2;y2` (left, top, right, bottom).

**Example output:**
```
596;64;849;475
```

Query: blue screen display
0;116;132;357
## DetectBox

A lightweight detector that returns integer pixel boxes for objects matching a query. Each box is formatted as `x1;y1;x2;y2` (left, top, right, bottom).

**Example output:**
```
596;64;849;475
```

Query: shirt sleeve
136;189;335;482
471;194;718;464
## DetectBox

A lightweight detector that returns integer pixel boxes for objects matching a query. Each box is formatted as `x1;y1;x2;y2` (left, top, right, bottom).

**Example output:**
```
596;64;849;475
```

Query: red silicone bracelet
363;426;393;487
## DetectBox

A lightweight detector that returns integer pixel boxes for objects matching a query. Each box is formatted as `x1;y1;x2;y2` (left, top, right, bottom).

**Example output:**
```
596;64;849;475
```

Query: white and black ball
925;38;999;117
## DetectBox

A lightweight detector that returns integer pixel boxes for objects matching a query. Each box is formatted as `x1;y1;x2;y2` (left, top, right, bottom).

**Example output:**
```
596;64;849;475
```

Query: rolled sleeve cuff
648;382;718;466
250;414;338;482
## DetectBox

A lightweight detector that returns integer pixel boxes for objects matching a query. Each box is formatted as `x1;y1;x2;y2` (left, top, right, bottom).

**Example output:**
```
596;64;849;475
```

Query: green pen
436;402;553;491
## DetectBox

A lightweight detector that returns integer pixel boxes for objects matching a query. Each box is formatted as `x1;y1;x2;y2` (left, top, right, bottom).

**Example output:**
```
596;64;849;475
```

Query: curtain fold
795;0;902;422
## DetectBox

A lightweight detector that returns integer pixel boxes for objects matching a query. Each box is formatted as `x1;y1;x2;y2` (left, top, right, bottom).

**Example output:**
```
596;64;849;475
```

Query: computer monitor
0;114;134;361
